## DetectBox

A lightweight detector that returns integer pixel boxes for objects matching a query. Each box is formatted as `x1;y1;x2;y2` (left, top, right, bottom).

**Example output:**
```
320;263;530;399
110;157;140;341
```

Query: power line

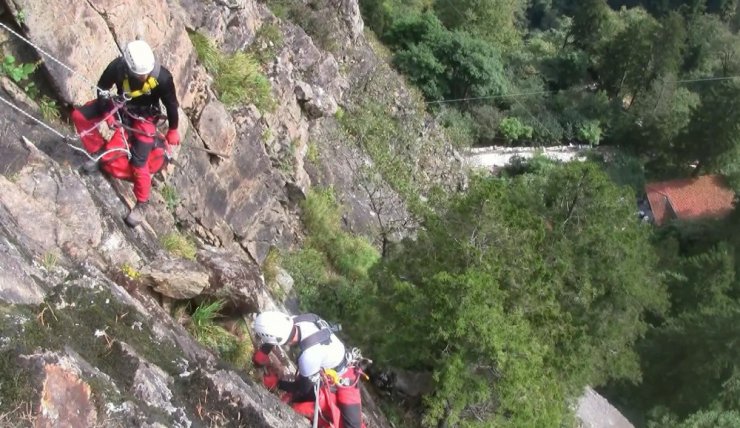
424;75;740;106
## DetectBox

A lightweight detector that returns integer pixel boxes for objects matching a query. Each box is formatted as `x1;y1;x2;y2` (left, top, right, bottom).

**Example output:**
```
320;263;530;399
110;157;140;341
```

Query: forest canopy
287;1;740;426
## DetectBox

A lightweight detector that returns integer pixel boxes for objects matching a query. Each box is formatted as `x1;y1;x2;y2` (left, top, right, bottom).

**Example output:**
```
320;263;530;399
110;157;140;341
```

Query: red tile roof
646;175;736;226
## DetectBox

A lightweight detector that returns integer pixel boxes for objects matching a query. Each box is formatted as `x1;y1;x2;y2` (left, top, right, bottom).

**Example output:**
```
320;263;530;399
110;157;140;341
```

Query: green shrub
435;107;477;149
0;55;36;82
301;189;380;280
577;120;602;146
39;96;60;122
161;232;197;260
306;141;320;164
498;116;534;142
251;22;284;64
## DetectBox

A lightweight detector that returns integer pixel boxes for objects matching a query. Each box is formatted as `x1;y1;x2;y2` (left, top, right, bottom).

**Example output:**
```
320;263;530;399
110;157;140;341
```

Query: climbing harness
122;75;159;98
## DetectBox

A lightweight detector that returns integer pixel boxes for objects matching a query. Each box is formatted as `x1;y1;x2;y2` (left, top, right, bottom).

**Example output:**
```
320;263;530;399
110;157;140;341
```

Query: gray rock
576;387;634;428
192;369;310;427
198;100;237;156
197;244;265;313
140;256;210;299
0;237;46;304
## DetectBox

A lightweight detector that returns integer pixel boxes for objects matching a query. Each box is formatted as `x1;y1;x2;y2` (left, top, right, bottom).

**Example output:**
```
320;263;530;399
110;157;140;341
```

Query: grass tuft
188;32;220;73
161;232;197;260
40;252;58;271
189;30;275;111
160;185;179;211
39;97;60;122
188;301;252;366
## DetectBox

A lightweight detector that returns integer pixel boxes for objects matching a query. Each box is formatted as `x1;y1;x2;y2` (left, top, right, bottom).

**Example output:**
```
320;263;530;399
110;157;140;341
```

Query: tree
679;80;740;175
366;161;667;426
567;0;616;53
433;0;528;51
597;8;661;99
684;14;740;76
387;13;508;101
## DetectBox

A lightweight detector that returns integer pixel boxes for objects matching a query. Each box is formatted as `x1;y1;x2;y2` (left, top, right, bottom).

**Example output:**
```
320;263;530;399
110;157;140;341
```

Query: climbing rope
0;21;104;94
0;91;131;161
0;21;133;161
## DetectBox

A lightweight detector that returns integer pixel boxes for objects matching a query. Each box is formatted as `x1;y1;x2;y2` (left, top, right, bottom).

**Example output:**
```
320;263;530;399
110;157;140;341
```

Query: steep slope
0;0;463;425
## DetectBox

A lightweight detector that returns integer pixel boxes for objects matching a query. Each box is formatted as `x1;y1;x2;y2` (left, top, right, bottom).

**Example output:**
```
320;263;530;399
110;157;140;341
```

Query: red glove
166;128;180;146
252;350;270;368
263;372;279;390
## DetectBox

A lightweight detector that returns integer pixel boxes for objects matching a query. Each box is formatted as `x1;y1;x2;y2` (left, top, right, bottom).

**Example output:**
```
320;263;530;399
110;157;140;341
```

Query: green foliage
160;185;179;211
0;55;36;83
433;0;528;52
577;119;602;146
386;12;508;102
283;190;379;335
434;107;477;148
161;232;197;260
356;3;740;423
250;22;284;64
368;161;666;425
188;31;274;111
188;32;220;73
262;247;286;300
14;9;26;24
216;51;273;110
306;141;320;163
188;300;246;364
40;252;58;271
283;247;330;308
679;80;740;174
301;188;379;280
498;116;534;142
38;96;60;122
263;247;282;285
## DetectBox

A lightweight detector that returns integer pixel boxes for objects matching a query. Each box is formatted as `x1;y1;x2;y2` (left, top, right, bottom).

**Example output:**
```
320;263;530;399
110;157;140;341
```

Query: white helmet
253;311;294;345
123;40;155;75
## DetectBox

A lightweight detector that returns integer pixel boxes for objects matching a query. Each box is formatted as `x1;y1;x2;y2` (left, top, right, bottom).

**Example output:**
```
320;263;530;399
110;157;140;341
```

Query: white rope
0;22;136;161
0;93;129;161
0;92;69;139
0;21;104;93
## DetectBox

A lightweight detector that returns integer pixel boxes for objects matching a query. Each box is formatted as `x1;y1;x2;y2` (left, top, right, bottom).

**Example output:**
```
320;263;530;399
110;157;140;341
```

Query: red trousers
71;101;165;202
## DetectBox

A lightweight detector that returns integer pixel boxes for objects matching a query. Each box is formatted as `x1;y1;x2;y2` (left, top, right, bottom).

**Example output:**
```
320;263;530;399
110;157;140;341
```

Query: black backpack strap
295;313;336;352
293;313;321;324
299;328;332;352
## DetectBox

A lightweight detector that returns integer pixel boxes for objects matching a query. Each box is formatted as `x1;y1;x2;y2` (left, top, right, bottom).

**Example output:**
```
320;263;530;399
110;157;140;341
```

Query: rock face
0;0;400;425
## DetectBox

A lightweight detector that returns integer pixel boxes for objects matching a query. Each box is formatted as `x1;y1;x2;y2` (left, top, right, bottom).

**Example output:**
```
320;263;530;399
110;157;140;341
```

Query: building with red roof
645;175;736;226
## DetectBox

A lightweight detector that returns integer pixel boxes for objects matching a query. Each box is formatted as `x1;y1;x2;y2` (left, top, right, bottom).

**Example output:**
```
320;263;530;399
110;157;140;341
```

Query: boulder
140;256;210;299
197;245;265;313
198;100;237;155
